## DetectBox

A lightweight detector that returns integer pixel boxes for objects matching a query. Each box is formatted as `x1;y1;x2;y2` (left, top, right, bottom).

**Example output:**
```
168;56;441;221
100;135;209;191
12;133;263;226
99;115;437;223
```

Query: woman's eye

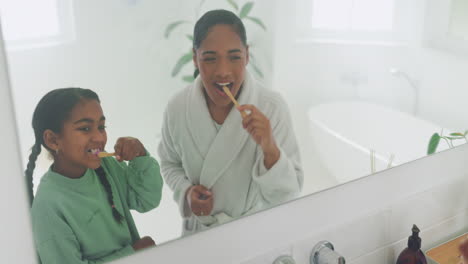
99;125;107;131
230;56;241;61
203;57;216;62
78;127;90;132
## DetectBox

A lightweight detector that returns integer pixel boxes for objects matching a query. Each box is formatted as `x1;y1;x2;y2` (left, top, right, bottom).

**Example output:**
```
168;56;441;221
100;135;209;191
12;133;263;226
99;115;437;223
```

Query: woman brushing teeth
158;9;304;235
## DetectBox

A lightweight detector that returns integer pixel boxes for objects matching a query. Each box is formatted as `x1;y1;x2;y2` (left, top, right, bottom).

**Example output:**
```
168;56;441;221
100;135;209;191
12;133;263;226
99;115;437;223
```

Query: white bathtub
308;101;443;184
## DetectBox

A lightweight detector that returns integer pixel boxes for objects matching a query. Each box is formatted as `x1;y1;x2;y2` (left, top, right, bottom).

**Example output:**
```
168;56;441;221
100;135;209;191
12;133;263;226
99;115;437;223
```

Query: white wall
273;0;468;128
272;0;468;193
0;22;37;264
112;142;468;264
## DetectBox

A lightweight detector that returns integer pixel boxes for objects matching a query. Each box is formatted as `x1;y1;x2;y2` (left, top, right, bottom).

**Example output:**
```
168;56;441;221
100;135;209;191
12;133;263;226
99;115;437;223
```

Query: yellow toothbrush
222;86;247;118
97;151;116;158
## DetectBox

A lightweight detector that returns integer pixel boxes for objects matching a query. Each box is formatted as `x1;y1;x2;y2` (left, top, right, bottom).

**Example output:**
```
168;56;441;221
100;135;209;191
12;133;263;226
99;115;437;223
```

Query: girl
26;88;163;263
158;9;303;235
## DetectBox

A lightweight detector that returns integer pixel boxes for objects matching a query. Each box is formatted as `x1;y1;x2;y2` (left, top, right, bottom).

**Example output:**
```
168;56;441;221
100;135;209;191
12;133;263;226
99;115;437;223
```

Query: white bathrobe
158;72;303;235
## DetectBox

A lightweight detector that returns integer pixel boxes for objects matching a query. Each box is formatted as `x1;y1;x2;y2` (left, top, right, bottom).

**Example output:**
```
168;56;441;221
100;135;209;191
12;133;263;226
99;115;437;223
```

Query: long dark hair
192;9;247;78
26;88;122;223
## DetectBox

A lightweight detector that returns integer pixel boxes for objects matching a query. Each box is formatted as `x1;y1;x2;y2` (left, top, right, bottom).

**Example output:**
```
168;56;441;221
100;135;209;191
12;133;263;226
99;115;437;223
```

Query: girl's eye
99;125;107;131
203;57;216;62
78;127;90;132
230;56;241;60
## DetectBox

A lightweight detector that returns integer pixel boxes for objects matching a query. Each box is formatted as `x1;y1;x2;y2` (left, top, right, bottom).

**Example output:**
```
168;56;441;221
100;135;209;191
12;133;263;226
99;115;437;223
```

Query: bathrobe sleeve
103;154;163;213
252;95;304;205
158;109;193;218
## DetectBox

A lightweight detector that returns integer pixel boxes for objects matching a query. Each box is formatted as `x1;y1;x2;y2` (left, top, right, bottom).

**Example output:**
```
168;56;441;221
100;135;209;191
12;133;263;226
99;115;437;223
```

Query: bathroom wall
273;0;468;129
112;143;468;264
271;0;468;193
0;25;37;263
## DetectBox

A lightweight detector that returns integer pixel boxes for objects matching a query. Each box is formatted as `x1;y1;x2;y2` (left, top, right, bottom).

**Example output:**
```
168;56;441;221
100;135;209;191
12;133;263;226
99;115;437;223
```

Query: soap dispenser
396;224;427;264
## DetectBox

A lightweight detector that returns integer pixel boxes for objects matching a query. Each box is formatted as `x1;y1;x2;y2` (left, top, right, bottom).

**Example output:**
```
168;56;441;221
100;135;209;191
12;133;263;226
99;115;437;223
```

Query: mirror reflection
158;9;303;236
1;0;467;262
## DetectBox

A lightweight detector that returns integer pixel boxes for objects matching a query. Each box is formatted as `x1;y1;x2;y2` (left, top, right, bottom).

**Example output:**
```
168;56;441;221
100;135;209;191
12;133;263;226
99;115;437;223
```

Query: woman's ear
43;129;60;153
192;48;198;69
245;45;250;65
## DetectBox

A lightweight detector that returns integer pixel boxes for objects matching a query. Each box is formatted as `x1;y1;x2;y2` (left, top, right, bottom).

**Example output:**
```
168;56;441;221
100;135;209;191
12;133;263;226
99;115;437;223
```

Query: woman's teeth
216;82;232;92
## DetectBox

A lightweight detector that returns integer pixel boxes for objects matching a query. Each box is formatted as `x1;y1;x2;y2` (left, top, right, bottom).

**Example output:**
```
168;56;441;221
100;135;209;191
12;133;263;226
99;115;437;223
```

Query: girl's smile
51;99;108;178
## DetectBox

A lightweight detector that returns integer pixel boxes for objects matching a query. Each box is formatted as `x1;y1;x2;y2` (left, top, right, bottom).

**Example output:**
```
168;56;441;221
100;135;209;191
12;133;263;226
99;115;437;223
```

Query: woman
158;9;303;235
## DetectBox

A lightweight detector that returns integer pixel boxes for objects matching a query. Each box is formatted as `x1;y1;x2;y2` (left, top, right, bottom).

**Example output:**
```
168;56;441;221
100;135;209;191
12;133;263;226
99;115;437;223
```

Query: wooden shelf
426;234;467;264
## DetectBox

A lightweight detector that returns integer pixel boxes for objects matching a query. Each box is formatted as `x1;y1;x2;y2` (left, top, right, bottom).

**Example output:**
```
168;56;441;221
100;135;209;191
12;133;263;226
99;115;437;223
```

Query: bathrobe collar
186;72;258;188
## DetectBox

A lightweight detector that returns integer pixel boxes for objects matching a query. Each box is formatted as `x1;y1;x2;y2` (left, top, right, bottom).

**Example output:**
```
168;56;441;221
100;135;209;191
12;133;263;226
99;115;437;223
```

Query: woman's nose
215;59;231;78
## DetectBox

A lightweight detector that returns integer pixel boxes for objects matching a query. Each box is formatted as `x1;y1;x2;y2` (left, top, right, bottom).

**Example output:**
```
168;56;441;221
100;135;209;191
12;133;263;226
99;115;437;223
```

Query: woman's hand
186;185;213;216
114;137;146;162
132;236;156;251
237;104;280;169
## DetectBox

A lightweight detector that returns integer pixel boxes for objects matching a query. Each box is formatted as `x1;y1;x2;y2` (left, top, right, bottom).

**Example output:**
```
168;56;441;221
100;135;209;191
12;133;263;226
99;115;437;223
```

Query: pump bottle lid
408;224;422;251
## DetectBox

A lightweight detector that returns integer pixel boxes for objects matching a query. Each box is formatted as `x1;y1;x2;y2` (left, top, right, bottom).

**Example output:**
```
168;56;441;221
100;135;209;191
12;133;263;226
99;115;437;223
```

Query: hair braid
95;167;123;223
25;142;42;206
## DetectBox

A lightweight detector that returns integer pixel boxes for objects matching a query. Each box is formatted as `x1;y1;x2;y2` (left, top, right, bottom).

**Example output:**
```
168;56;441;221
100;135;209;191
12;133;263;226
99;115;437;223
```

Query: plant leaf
239;2;254;18
450;132;464;137
427;133;441;155
446;136;463;140
245;16;266;30
171;52;193;77
164;20;189;38
199;0;206;8
186;34;193;41
182;75;195;83
226;0;239;10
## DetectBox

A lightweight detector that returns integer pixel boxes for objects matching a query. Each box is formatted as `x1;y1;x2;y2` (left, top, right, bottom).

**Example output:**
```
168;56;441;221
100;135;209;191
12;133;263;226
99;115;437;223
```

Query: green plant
427;130;468;155
164;0;267;83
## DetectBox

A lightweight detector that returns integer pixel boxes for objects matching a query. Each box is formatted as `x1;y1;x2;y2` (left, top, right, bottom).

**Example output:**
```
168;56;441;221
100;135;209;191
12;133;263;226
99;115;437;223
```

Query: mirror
1;0;467;261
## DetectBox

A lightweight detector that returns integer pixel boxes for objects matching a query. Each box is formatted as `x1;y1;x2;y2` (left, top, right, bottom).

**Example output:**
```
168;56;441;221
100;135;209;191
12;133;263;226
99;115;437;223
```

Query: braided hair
192;9;247;78
26;88;122;223
95;167;123;223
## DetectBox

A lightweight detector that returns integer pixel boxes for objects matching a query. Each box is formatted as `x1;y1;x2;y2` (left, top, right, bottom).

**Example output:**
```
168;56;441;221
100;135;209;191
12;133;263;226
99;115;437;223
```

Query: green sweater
31;155;163;263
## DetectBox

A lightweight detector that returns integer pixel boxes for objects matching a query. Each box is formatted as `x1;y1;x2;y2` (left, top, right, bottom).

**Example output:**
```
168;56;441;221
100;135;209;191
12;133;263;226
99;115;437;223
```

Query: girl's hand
186;185;213;216
237;104;280;169
132;236;156;251
114;137;146;162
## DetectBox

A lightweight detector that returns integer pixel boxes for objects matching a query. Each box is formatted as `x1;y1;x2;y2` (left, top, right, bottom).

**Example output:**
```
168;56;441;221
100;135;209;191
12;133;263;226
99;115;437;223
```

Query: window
295;0;415;45
0;0;75;49
311;0;394;31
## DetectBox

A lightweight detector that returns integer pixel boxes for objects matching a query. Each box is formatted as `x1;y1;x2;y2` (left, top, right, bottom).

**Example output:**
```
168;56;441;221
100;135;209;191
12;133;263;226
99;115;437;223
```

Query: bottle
396;224;427;264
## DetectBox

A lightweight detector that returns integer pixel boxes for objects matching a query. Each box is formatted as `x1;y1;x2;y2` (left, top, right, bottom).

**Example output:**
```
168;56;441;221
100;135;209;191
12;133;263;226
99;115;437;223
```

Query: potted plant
427;130;468;155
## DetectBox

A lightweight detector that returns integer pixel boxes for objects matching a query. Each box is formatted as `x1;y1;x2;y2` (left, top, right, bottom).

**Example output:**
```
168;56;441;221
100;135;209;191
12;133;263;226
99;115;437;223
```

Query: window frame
0;0;75;50
294;0;414;45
